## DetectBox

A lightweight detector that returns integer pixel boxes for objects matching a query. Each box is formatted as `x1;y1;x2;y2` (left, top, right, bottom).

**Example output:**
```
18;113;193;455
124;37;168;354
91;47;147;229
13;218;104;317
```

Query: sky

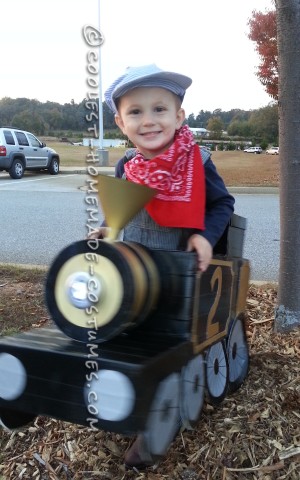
1;0;274;116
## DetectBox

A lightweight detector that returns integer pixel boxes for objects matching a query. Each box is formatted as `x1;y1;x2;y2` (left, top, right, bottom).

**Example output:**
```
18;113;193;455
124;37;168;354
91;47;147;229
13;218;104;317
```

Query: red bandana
124;125;205;229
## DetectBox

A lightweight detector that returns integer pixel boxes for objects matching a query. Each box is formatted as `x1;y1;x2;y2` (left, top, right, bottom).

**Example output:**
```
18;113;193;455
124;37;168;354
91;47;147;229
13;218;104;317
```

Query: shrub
227;142;236;151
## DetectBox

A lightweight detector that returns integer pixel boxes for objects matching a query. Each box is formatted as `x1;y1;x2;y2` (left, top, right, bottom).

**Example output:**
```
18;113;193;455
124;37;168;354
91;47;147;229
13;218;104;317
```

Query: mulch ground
0;283;299;480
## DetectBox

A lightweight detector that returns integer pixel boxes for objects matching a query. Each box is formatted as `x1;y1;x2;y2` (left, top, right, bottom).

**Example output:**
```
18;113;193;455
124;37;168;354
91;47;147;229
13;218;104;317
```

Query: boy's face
115;87;185;159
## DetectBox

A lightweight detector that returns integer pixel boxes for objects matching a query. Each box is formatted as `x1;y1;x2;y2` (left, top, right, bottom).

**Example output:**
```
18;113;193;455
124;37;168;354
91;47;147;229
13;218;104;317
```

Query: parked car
266;146;279;155
0;127;60;179
243;146;263;154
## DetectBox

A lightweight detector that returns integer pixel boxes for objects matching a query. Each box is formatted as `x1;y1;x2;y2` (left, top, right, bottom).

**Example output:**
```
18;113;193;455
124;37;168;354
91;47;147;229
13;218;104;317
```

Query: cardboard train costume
0;64;250;462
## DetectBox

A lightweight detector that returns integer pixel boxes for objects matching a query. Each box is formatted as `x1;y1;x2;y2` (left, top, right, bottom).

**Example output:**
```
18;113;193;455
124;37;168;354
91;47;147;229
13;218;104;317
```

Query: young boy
95;64;234;274
97;64;234;467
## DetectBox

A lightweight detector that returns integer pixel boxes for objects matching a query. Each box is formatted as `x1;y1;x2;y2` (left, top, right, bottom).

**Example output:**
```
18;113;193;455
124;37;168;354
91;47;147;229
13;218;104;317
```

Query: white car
266;146;279;155
243;146;263;154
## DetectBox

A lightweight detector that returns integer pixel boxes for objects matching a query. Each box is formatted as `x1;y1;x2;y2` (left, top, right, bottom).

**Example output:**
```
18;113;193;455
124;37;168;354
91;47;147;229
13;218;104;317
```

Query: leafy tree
47;108;64;130
227;142;236;151
248;104;278;143
102;101;116;130
0;96;278;143
274;0;300;332
187;113;197;128
195;110;212;128
212;108;222;117
227;120;253;138
248;3;278;99
11;110;47;135
206;116;224;138
0;97;15;125
62;102;80;131
223;109;250;125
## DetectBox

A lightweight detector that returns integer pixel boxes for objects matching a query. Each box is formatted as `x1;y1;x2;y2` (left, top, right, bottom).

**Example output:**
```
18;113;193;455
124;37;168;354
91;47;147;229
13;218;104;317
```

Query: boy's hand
87;227;110;240
187;234;213;272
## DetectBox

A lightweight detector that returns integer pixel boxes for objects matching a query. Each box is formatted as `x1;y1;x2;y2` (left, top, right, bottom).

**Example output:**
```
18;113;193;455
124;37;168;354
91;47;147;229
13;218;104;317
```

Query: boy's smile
115;87;185;159
141;131;161;138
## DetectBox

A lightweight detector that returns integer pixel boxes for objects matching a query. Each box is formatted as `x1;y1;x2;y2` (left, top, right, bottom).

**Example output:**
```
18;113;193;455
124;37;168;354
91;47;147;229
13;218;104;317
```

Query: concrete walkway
60;165;114;175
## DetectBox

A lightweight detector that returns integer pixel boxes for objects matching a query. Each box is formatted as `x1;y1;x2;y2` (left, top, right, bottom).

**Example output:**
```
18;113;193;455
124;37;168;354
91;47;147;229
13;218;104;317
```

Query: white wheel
144;373;180;458
48;158;59;175
180;354;205;429
205;341;229;404
9;159;24;179
227;318;249;393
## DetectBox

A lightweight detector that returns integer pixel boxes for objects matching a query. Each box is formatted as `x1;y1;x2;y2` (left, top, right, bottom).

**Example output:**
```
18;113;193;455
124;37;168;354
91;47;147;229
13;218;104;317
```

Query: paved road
0;172;279;281
234;194;279;282
0;173;96;266
0;171;86;192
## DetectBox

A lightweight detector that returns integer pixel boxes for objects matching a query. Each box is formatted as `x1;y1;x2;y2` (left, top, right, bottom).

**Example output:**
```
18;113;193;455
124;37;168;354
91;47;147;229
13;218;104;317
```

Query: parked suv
243;146;263;154
0;127;60;179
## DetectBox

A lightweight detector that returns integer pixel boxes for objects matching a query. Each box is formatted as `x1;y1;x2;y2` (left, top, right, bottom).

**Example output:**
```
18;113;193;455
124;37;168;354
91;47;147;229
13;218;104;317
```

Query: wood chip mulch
0;285;299;480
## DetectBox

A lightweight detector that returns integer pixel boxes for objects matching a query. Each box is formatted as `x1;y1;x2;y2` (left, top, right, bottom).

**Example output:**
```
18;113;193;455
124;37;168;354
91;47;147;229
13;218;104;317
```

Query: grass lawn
45;141;126;168
212;150;279;187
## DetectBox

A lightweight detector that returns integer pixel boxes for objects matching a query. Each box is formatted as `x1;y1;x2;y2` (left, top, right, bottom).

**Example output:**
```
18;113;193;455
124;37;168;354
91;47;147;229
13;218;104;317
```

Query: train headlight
84;370;135;421
0;353;27;401
66;272;102;309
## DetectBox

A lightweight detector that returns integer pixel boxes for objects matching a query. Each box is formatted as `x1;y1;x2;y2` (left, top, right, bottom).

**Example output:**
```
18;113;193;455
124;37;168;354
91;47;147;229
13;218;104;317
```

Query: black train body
0;214;250;458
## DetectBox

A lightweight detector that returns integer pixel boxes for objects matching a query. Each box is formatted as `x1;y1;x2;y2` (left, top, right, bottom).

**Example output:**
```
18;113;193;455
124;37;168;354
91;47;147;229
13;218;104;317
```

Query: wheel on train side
226;317;249;393
143;373;180;461
180;354;205;430
205;341;229;405
0;408;36;430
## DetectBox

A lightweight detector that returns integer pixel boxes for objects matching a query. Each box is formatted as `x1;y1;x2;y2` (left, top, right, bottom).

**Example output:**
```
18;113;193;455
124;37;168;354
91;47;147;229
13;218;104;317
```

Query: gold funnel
97;175;156;240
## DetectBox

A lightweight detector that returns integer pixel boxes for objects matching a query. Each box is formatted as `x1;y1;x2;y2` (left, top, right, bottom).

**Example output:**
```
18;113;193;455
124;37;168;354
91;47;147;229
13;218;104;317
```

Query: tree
187;113;197;128
227;119;253;138
274;0;300;332
11;110;47;135
248;105;278;143
47;108;64;130
195;110;211;128
102;101;116;130
206;117;224;138
248;4;278;99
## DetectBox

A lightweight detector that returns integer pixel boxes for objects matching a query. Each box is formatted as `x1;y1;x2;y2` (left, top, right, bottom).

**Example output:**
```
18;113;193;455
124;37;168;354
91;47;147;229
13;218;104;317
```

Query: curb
60;167;114;175
227;186;279;194
0;263;48;271
0;263;277;285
